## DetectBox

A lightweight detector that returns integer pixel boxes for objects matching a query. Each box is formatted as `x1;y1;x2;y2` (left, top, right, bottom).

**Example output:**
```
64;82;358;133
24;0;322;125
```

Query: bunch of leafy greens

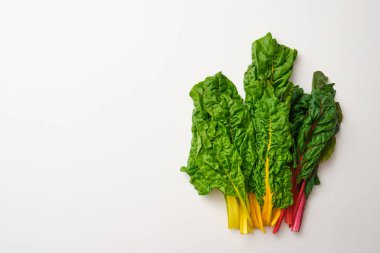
181;33;342;235
273;71;343;233
180;72;254;233
243;33;297;230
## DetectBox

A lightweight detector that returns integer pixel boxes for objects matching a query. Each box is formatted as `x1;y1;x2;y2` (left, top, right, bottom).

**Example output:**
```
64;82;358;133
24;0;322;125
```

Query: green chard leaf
290;86;311;139
181;72;254;201
305;169;320;198
289;86;311;166
252;97;293;208
244;33;297;109
296;71;342;182
243;33;297;208
319;136;336;163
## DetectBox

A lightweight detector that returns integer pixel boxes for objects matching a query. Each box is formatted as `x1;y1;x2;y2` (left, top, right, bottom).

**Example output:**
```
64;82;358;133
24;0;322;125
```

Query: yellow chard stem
226;196;240;229
239;197;253;234
249;193;265;233
271;208;282;227
262;119;273;226
224;172;253;228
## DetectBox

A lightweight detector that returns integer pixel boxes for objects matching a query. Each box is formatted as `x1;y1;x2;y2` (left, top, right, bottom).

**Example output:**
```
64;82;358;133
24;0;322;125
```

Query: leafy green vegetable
244;33;297;108
251;97;293;208
281;71;343;232
180;72;253;232
305;170;320;198
181;34;342;235
243;33;296;222
181;72;246;197
295;71;340;182
319;137;336;163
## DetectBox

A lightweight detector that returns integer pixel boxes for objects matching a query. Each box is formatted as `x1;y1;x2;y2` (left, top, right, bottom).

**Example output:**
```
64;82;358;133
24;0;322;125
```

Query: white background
1;0;379;252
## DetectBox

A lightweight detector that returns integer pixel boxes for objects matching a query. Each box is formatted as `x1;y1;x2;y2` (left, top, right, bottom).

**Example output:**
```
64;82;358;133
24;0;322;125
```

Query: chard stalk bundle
181;33;342;235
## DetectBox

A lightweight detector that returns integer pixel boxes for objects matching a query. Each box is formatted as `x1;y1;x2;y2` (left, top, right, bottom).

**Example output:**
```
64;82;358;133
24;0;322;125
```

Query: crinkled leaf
244;33;297;109
319;136;336;163
296;71;341;182
305;172;320;198
312;70;329;90
290;86;311;138
181;72;253;201
243;33;296;208
252;97;293;208
289;86;312;166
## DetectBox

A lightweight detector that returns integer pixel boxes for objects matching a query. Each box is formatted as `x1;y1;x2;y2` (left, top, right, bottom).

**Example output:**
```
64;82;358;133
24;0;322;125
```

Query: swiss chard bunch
181;33;342;235
274;71;343;233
